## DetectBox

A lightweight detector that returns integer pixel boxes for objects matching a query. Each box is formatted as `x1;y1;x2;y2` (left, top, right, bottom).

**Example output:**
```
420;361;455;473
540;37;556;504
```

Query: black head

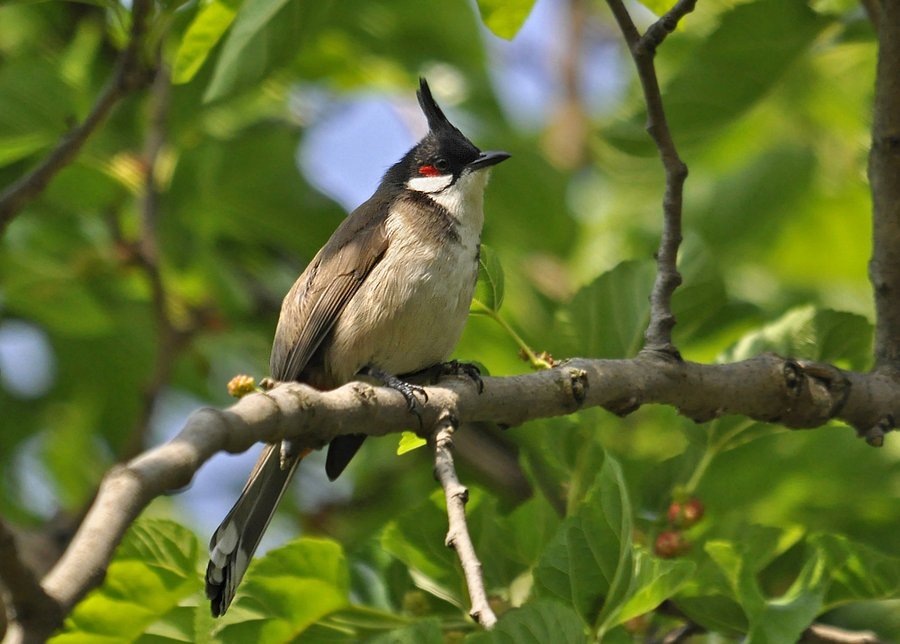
381;78;510;194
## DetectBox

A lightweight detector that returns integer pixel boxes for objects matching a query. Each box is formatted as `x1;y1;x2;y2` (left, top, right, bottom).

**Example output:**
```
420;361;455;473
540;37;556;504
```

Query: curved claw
443;360;484;393
360;366;428;427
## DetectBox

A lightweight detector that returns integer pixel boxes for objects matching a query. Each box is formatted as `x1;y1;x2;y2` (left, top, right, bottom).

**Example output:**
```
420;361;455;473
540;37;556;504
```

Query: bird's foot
360;366;428;416
438;360;484;393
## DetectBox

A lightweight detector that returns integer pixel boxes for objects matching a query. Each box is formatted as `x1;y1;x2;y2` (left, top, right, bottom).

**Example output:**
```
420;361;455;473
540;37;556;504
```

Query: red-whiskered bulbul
205;78;510;616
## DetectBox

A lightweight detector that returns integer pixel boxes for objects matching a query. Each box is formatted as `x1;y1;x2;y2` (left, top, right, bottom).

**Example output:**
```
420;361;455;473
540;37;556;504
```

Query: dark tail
205;444;301;616
325;434;366;481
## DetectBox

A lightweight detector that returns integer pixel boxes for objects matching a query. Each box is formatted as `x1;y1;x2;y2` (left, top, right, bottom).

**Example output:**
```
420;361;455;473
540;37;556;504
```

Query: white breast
323;169;491;382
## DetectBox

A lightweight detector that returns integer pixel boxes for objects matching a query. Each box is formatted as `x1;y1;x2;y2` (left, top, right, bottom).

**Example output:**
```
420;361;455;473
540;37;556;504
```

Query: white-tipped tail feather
205;444;302;616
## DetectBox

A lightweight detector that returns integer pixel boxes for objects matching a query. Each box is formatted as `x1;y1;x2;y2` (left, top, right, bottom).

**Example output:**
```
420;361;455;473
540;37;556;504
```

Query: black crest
417;78;465;140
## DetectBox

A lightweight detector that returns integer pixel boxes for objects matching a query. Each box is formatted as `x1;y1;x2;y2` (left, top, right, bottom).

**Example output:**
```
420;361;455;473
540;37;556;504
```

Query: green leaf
0;56;72;167
606;0;829;151
397;431;427;455
367;618;443;644
533;452;633;628
813;533;900;609
719;306;873;370
203;0;292;101
50;520;201;643
474;0;536;39
172;0;244;84
465;600;587;644
381;490;468;606
471;245;506;315
215;538;349;643
610;548;695;628
667;0;827;139
552;260;656;359
634;0;673;15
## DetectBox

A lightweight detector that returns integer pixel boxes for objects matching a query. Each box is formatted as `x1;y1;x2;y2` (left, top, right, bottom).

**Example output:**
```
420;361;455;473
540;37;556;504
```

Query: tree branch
0;518;62;644
430;410;497;629
605;0;696;356
802;622;891;644
0;0;155;235
34;352;900;630
868;0;900;374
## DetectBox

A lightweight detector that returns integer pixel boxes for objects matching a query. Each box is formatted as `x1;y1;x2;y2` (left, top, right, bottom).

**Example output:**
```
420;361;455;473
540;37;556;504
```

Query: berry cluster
654;496;704;558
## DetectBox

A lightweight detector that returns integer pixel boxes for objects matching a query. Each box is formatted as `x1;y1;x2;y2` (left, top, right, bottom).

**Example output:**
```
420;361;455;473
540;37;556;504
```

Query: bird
205;77;510;617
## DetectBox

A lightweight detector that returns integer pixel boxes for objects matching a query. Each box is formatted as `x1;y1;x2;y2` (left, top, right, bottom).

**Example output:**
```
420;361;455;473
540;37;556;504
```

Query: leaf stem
471;300;553;370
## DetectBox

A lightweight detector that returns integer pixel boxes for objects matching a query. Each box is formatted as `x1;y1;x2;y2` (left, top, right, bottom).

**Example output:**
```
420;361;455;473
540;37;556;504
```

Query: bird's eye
434;158;449;173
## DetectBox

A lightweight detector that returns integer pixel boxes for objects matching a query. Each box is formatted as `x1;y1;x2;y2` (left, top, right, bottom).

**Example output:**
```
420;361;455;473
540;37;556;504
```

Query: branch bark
0;0;155;235
31;351;899;635
430;410;497;629
868;0;900;374
605;0;696;357
0;519;62;644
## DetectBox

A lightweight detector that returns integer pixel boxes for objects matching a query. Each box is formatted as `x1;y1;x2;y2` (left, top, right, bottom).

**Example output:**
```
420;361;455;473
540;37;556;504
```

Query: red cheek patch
419;165;440;177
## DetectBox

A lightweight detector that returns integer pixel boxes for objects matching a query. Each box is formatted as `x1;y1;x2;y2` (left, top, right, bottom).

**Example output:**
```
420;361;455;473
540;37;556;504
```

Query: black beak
466;150;511;172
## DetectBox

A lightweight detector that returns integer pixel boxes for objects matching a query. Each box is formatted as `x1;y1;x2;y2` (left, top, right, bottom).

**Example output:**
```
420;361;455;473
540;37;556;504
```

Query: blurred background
1;0;896;638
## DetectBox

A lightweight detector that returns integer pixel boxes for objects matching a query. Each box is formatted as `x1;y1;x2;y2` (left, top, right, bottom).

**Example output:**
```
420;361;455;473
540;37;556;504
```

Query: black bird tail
325;434;366;481
205;444;301;616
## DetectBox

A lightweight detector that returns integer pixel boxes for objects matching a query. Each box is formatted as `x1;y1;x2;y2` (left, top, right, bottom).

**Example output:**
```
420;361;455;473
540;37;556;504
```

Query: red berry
667;497;705;528
655;531;690;558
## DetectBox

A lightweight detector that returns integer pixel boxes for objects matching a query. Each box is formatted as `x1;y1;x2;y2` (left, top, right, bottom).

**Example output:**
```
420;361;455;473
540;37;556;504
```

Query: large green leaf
665;0;828;139
380;489;468;606
50;520;202;643
610;548;694;629
203;0;293;101
215;538;350;643
533;452;633;628
607;0;829;151
719;306;873;370
552;260;656;360
465;600;587;644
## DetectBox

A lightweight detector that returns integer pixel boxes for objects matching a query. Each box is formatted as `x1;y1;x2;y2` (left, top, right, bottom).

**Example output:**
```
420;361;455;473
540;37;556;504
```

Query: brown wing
270;200;390;383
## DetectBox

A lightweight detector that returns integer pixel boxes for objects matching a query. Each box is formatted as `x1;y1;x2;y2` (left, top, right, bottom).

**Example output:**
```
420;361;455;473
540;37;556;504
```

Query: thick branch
0;519;62;644
868;1;900;373
37;353;900;626
605;0;695;356
430;410;497;629
0;0;154;235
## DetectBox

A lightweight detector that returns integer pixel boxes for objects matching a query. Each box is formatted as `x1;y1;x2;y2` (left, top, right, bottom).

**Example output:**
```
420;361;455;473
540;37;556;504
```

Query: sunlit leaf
203;0;292;101
474;0;536;40
397;431;427;455
215;538;350;643
50;520;201;643
173;0;244;84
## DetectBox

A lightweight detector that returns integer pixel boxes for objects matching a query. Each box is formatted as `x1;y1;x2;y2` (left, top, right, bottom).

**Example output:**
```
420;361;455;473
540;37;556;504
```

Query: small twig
606;0;696;356
0;518;63;643
430;410;497;629
802;622;891;644
641;0;699;54
0;0;155;235
118;62;195;462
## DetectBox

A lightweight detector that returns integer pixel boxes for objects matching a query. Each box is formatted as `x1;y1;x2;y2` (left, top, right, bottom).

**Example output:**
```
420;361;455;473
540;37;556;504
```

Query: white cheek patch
406;173;454;194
